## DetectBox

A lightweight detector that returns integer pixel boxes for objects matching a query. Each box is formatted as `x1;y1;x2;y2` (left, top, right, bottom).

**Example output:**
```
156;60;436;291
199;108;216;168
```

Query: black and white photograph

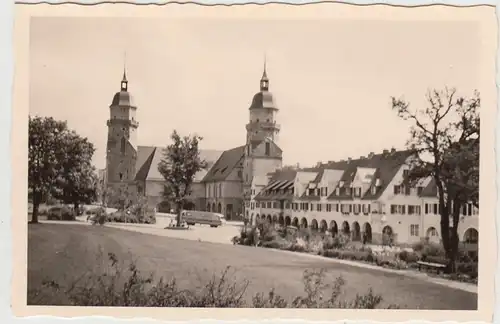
12;1;497;321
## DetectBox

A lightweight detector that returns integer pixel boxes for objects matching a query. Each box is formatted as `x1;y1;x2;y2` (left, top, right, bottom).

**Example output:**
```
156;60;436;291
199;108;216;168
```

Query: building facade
249;150;479;246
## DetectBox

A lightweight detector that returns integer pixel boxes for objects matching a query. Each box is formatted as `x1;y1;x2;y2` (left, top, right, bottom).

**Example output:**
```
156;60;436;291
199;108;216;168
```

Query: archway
342;221;350;235
278;215;285;226
246;210;249;218
426;227;440;244
217;203;222;214
212;203;216;213
319;220;328;233
311;219;319;231
207;204;211;212
285;216;291;226
382;226;394;246
300;217;308;229
463;228;479;244
272;215;278;224
352;222;361;241
267;214;272;223
363;222;372;244
256;214;260;224
292;217;299;228
329;220;338;236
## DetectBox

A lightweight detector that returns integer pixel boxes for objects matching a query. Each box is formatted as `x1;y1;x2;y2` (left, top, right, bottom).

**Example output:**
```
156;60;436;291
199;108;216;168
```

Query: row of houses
245;148;479;246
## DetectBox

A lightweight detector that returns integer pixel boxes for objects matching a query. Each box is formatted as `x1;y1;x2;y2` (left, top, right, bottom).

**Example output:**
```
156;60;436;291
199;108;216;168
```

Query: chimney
368;152;375;158
347;157;352;163
391;148;396;153
360;156;366;159
383;149;389;154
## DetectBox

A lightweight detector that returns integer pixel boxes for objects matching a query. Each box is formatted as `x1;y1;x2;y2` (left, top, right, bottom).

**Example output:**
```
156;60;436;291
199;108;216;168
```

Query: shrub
28;252;401;309
456;262;478;279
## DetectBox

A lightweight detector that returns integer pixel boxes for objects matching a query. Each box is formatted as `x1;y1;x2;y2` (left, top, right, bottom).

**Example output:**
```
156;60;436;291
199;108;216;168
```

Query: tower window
119;173;123;181
121;137;126;154
265;142;270;156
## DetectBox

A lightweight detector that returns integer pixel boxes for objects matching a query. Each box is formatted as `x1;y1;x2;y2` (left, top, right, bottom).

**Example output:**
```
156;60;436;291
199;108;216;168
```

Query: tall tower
105;66;139;185
242;60;282;196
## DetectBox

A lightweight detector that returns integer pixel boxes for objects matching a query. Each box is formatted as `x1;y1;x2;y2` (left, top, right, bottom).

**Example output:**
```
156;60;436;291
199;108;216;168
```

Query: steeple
260;55;269;91
121;52;128;91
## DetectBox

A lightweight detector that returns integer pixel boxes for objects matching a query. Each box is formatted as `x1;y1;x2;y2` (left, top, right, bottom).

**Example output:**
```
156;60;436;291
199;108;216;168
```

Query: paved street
29;223;477;309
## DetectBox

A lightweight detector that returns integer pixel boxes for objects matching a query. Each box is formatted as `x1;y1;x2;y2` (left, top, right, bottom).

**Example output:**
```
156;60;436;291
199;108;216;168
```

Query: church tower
242;60;283;197
105;66;139;186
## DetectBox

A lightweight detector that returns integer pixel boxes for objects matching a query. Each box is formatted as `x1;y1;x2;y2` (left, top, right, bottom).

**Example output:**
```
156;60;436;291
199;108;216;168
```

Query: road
28;223;477;309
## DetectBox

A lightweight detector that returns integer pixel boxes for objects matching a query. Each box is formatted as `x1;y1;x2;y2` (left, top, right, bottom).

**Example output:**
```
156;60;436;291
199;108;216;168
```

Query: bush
456;262;478;279
28;252;400;308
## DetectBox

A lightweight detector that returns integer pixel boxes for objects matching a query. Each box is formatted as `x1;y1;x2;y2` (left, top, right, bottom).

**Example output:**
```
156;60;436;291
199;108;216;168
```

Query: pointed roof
202;145;246;182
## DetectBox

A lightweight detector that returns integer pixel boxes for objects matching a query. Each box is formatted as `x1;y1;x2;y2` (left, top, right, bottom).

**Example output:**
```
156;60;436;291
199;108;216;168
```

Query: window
308;188;315;196
424;203;429;214
335;204;339;212
410;224;420;236
256;202;260;208
404;186;411;195
393;185;401;195
317;204;322;212
326;204;332;212
237;170;243;178
119;172;123;181
403;169;409;178
335;187;340;195
310;203;314;211
371;186;377;195
433;203;438;214
417;186;424;195
345;188;351;195
251;202;254;210
265;142;270;156
120;137;126;154
285;202;290;209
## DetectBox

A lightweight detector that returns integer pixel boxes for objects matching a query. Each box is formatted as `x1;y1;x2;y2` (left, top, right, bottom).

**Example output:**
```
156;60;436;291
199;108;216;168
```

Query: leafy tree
53;131;97;215
158;130;206;227
28;116;69;223
392;87;479;272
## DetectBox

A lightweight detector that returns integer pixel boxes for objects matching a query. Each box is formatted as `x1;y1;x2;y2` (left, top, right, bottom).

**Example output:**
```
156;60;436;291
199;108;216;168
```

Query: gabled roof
202;145;245;182
326;149;414;201
134;146;223;182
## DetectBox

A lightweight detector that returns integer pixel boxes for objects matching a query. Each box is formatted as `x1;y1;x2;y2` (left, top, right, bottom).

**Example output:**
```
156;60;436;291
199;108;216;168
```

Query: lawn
28;224;477;309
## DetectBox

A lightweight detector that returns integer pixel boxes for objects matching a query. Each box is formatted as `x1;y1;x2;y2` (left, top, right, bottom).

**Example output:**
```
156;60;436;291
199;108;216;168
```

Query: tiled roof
202;145;245;182
327;150;414;201
134;146;223;182
420;178;438;198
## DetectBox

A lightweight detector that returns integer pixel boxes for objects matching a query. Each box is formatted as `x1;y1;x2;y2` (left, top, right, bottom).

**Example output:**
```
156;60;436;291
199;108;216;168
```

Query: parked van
181;210;223;227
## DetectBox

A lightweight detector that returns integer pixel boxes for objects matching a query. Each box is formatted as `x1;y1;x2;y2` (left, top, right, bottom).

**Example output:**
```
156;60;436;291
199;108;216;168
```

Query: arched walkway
278;215;285;226
272;215;278;224
342;221;350;235
267;214;272;223
319;220;328;233
292;217;299;228
463;228;479;244
285;216;291;226
310;219;319;231
426;227;440;244
363;222;372;244
382;225;394;246
329;220;338;236
255;214;260;224
352;221;361;241
212;203;216;212
300;217;308;229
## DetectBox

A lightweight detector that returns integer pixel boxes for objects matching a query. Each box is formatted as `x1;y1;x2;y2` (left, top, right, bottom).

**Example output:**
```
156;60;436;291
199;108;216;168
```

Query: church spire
260;54;269;91
121;51;128;91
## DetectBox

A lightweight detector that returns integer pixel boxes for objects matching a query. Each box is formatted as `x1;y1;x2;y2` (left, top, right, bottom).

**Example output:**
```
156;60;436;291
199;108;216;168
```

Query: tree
158;130;206;227
53;131;97;214
28;116;69;223
392;87;479;272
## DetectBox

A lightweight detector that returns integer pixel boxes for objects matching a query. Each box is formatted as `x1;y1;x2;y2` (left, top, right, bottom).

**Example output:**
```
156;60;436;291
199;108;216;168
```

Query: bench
417;261;447;274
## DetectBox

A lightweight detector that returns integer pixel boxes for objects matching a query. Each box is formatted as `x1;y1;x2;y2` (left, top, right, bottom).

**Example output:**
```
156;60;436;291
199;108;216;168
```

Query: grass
28;224;478;309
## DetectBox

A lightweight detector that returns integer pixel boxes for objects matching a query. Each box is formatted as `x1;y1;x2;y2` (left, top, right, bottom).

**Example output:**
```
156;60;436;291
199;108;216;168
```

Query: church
102;63;283;220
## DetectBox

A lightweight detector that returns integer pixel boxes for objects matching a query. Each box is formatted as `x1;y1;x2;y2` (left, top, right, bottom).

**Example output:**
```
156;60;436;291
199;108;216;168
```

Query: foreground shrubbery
28;252;399;308
234;223;478;284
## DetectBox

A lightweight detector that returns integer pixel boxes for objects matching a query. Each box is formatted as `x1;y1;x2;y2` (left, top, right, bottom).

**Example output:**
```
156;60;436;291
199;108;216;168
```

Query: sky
29;16;484;169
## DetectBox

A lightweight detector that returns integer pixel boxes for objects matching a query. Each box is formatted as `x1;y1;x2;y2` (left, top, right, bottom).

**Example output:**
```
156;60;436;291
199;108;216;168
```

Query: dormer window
265;142;270;156
371;186;377;195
